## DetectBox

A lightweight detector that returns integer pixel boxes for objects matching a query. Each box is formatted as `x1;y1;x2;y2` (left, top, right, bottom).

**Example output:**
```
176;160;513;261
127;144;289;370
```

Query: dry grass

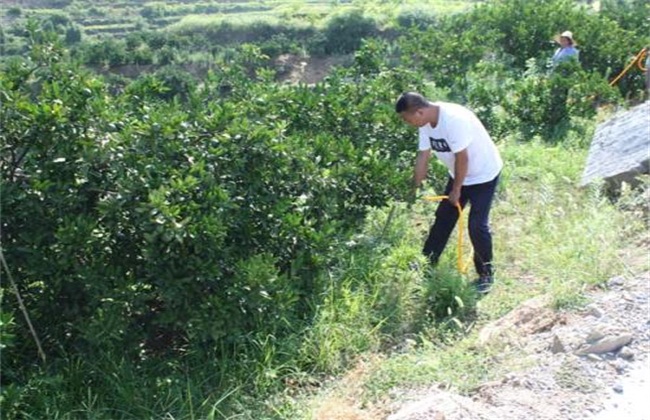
310;356;390;420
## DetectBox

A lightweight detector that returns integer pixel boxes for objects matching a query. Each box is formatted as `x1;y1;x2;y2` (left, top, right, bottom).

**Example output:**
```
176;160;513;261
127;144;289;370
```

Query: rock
622;292;635;302
386;390;477;420
611;359;628;374
472;380;502;393
576;334;633;355
618;346;635;360
606;276;625;287
478;296;558;347
586;353;602;362
586;329;607;343
403;338;417;351
581;101;650;188
586;304;604;318
613;383;624;394
550;334;566;354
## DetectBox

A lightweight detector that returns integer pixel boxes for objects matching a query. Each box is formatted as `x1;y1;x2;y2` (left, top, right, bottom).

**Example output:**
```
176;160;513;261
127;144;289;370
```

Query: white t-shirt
418;102;503;185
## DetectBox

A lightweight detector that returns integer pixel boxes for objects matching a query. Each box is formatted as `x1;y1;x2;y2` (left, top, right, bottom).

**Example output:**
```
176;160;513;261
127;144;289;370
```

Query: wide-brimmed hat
555;30;576;45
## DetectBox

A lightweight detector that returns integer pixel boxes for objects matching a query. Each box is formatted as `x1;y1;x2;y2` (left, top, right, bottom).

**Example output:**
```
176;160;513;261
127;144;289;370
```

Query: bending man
395;92;503;293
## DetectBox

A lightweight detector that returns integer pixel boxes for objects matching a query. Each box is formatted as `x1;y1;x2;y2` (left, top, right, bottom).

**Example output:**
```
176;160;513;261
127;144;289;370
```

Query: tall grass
494;136;637;310
287;125;648;417
4;111;644;419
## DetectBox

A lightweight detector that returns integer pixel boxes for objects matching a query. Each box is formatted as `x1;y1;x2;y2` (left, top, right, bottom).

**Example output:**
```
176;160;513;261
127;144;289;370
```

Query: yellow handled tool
609;47;647;87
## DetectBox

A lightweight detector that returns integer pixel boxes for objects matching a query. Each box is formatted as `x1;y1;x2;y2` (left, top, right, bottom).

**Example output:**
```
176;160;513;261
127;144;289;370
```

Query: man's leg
422;178;468;264
465;175;499;277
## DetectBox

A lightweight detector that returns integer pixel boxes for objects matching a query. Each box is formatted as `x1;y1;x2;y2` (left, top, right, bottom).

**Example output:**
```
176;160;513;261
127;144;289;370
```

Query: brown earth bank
91;53;351;85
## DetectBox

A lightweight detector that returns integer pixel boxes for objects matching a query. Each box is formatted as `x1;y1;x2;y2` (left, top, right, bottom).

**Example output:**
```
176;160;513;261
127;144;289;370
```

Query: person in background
552;30;579;68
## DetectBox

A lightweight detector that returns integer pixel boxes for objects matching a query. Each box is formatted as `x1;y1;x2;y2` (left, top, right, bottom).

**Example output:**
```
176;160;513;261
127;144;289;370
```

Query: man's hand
449;148;468;208
406;186;418;208
447;188;461;207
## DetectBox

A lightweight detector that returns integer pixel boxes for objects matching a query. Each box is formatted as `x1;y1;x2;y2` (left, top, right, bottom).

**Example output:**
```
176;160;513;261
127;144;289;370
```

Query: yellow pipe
609;47;647;87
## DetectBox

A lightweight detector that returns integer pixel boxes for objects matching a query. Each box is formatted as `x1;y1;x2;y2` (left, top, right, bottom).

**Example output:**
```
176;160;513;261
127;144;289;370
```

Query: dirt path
388;272;650;420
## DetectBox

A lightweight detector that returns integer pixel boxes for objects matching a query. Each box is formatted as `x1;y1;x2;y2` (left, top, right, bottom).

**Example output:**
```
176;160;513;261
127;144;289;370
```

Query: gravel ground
592;356;650;420
388;272;650;420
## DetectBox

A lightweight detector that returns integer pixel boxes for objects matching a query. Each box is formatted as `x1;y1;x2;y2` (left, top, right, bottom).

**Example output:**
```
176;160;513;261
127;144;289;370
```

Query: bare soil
274;54;353;85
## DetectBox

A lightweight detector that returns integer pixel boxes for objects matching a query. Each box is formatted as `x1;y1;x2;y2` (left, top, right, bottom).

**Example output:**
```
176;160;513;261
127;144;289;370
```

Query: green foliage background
1;0;648;418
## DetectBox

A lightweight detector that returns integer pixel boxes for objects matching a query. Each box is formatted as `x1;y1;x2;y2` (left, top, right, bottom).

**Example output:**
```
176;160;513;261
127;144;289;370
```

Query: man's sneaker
474;275;494;294
408;261;421;272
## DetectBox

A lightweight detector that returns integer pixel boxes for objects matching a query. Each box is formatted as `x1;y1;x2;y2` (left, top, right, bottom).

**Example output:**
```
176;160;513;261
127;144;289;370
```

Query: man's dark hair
395;92;430;113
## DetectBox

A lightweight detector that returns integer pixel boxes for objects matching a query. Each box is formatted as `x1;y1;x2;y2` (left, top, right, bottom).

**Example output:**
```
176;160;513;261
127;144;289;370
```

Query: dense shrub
398;0;647;100
143;31;168;50
600;0;650;37
1;3;647;417
258;33;302;58
125;32;145;51
48;0;74;7
75;38;128;67
323;10;378;54
396;7;438;29
7;7;22;18
132;44;154;65
156;45;176;65
173;19;316;47
127;65;196;100
353;38;390;76
64;25;82;45
464;57;622;139
45;13;71;29
0;34;417;383
465;59;516;137
141;2;168;20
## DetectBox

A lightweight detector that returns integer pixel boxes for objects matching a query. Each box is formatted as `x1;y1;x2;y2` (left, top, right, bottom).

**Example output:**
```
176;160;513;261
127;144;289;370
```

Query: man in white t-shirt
395;92;503;293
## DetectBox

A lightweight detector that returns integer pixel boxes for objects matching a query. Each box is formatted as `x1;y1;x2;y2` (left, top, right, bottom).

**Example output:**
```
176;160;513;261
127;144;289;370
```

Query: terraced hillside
0;0;470;42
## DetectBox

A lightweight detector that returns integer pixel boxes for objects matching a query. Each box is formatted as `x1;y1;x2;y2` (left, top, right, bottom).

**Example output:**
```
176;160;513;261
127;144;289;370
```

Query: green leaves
1;31;417;375
1;3;647;418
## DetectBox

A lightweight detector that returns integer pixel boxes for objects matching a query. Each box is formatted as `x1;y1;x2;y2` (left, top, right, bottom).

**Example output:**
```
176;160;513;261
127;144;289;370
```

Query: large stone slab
581;101;650;186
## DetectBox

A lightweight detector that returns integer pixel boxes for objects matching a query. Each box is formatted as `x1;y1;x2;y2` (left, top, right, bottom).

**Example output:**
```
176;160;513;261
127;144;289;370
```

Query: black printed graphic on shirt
429;137;451;152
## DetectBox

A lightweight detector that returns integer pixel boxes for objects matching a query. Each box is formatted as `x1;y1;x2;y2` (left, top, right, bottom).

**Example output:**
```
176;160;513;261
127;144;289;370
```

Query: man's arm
413;149;431;189
448;148;468;206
